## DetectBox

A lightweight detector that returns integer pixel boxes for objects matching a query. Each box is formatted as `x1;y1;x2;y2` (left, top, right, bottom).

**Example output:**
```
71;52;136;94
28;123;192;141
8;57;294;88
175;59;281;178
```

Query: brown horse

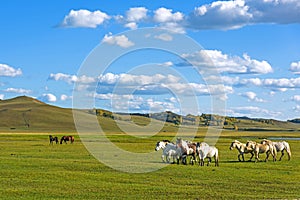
49;135;58;144
60;135;74;144
246;141;276;162
176;138;197;165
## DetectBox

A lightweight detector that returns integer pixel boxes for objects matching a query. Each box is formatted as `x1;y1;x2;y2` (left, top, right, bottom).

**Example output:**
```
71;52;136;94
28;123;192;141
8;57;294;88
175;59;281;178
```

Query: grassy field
0;132;300;199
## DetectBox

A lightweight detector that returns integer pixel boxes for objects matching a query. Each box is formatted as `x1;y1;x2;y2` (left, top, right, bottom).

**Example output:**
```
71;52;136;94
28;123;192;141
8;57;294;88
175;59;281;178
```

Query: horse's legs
238;154;242;162
279;150;284;161
265;151;270;162
207;157;211;166
249;152;254;161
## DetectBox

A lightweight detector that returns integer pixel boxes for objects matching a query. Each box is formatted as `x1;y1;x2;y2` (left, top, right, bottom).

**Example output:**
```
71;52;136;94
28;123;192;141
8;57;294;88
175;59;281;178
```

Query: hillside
0;96;76;132
0;96;300;133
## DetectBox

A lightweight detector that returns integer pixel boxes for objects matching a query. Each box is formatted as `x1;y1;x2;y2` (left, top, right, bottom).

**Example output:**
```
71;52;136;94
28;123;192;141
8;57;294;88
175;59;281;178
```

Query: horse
246;141;276;162
155;140;178;163
60;135;75;144
261;139;291;161
176;138;197;165
49;135;58;144
229;140;254;162
196;142;219;167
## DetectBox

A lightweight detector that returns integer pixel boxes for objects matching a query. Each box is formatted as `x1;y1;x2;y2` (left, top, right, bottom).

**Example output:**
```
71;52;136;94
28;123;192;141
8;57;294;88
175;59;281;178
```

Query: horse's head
229;141;236;150
246;141;256;149
155;141;166;151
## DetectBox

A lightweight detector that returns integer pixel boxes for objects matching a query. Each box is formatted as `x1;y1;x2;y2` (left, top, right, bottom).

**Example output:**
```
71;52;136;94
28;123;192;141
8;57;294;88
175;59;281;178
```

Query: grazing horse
155;140;178;163
176;138;197;165
196;142;219;167
229;140;254;161
246;141;276;162
49;135;58;144
261;139;291;161
60;135;74;144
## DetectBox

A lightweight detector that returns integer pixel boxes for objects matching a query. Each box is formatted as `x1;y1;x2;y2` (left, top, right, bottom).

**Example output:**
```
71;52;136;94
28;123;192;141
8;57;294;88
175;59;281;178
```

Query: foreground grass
0;134;299;199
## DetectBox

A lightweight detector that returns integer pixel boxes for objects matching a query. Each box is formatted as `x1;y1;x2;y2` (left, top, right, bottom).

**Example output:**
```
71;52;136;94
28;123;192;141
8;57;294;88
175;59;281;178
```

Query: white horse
261;139;291;161
196;142;219;167
155;140;178;163
229;140;254;162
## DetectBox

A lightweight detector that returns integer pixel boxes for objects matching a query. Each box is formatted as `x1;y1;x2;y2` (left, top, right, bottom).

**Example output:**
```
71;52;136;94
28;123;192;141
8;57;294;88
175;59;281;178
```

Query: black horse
49;135;58;144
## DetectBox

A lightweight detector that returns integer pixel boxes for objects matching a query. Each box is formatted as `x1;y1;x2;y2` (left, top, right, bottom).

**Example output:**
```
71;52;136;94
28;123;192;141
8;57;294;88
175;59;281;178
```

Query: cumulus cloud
239;77;300;90
229;106;282;118
60;94;72;101
4;88;31;94
189;0;252;30
293;105;300;112
239;91;266;102
126;7;148;22
289;61;300;74
187;0;300;30
154;7;184;23
102;33;135;48
291;95;300;102
180;50;273;74
154;33;173;41
0;64;22;77
49;73;95;84
60;9;110;28
39;93;57;103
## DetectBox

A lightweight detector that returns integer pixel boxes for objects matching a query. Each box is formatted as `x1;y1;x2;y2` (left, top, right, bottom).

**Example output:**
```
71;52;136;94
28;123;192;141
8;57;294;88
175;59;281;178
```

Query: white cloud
60;94;72;101
98;73;180;85
0;94;4;99
293;105;300;112
39;93;57;102
289;61;300;74
102;33;134;48
291;95;300;102
126;7;148;22
239;91;266;102
153;7;185;33
154;7;184;23
180;50;273;74
60;9;110;28
124;22;138;30
190;0;252;30
188;0;300;30
49;73;95;84
4;88;31;94
240;77;300;89
154;33;173;41
158;61;173;67
0;64;22;77
229;106;282;118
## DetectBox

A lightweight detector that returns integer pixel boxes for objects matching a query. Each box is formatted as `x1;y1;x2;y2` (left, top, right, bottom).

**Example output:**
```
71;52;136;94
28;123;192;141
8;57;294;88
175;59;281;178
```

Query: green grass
0;133;300;199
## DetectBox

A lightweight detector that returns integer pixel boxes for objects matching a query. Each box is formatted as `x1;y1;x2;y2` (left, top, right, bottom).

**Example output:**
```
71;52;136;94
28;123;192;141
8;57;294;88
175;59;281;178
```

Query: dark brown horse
60;135;74;144
49;135;58;144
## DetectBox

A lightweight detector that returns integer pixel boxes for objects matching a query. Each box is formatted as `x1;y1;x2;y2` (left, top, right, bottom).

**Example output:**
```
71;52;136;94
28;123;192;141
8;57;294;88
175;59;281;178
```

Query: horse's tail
215;148;219;167
283;141;291;160
272;144;277;161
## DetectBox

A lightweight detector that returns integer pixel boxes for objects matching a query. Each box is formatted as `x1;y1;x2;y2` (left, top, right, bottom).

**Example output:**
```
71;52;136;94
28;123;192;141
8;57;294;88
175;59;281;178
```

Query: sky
1;0;300;121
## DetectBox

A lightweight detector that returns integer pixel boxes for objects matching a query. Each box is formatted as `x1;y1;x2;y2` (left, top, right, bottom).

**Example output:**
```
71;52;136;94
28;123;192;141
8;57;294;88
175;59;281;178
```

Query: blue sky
1;0;300;120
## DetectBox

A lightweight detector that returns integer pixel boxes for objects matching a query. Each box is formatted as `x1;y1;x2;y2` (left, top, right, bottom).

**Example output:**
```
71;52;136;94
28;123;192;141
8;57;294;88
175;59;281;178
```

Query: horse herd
155;138;292;166
49;135;74;145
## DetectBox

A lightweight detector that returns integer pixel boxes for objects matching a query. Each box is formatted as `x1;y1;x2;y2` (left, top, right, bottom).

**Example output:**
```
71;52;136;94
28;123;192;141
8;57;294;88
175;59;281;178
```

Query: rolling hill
0;96;300;133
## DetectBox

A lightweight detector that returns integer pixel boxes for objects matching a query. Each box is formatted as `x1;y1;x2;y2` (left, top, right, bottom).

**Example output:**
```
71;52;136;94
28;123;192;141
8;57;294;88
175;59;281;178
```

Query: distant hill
1;96;300;133
0;96;76;132
288;118;300;124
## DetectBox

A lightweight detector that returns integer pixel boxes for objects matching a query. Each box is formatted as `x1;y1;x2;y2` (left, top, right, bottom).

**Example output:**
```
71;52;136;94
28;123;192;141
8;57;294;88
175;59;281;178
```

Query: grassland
1;96;300;199
0;132;299;199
